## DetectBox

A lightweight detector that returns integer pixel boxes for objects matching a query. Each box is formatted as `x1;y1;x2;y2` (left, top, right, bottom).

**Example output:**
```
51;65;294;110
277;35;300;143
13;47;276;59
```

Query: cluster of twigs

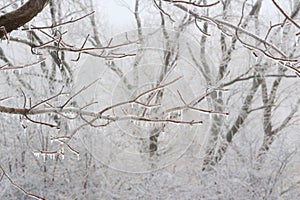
1;0;299;199
155;0;300;74
0;75;226;155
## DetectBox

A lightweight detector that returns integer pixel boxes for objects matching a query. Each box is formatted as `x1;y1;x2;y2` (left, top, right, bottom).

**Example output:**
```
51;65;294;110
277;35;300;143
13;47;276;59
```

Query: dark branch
0;0;49;38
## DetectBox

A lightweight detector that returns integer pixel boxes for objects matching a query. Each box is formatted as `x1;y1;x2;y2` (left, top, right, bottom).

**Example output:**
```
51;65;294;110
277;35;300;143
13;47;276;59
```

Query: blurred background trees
0;0;299;199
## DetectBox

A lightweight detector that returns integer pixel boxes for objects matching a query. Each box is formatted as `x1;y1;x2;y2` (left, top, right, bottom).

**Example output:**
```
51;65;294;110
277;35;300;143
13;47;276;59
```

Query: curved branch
0;0;49;38
272;0;300;29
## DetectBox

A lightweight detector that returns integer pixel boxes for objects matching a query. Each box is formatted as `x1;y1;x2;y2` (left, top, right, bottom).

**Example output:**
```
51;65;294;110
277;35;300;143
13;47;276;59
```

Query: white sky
97;0;294;33
102;0;136;31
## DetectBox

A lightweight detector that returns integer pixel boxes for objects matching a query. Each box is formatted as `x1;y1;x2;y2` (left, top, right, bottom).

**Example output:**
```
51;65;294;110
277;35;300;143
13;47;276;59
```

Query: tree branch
0;0;49;38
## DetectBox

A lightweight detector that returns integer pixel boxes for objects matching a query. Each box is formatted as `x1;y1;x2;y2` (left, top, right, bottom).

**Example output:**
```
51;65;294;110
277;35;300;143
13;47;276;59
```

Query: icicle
60;148;65;160
151;120;155;126
13;69;19;75
48;154;55;160
177;110;182;118
139;121;145;127
42;153;46;162
63;111;77;118
147;107;153;114
143;121;148;127
133;120;137;125
137;121;141;126
255;54;259;63
33;152;40;158
225;114;229;121
152;122;157;127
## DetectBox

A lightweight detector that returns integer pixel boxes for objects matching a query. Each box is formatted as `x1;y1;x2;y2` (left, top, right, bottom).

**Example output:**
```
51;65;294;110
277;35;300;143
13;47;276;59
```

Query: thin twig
0;165;45;200
272;0;300;29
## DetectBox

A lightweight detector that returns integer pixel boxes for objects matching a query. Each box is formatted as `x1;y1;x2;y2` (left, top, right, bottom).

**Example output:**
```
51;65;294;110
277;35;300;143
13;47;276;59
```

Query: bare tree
0;0;299;199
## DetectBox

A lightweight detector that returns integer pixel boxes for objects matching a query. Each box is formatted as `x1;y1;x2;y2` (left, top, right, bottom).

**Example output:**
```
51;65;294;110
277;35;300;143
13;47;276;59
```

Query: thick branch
0;105;29;115
0;0;49;38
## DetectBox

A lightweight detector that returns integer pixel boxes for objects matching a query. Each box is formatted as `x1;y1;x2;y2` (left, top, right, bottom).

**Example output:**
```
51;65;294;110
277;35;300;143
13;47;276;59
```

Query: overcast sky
102;0;136;31
97;0;296;36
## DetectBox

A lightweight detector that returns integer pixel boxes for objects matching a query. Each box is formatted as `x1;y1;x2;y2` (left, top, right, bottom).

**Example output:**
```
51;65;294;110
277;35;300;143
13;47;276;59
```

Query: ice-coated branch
162;0;220;8
0;0;49;38
272;0;300;30
0;165;45;200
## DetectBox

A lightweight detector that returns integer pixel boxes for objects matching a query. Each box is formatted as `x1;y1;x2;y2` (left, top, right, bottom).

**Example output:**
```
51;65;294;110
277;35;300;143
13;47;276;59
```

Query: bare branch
0;0;49;38
163;0;220;8
22;11;95;31
272;0;300;29
0;165;45;200
0;58;45;70
152;0;175;22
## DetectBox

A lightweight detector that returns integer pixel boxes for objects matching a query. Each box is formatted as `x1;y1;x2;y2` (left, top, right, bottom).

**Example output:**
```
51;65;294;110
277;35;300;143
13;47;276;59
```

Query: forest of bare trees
0;0;299;199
